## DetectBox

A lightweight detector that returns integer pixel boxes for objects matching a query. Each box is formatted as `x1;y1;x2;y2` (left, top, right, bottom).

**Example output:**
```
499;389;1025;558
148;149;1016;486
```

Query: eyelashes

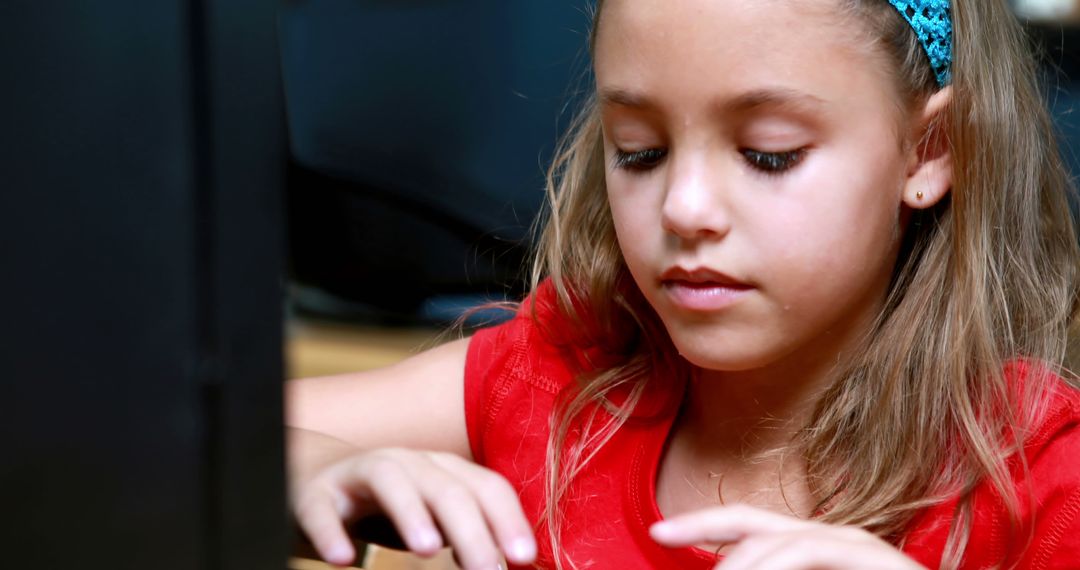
611;147;807;175
741;149;806;174
612;148;668;172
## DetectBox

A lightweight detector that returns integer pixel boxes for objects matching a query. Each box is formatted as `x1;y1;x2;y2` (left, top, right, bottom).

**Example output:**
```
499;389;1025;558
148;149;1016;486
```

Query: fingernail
410;527;441;552
507;537;536;562
649;521;677;540
325;542;353;565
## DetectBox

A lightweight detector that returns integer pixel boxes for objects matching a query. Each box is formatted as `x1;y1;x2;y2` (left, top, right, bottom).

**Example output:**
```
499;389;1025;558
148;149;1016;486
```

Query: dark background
0;1;287;567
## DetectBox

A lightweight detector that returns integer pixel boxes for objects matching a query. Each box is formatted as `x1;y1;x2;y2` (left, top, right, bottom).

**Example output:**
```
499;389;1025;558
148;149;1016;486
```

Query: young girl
288;0;1080;568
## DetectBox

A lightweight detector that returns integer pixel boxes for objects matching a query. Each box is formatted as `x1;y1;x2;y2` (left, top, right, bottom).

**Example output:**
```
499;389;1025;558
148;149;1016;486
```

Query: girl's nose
659;155;731;241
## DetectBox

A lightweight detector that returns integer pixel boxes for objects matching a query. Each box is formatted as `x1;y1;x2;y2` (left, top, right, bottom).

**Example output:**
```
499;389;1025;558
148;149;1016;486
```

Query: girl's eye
740;148;806;174
613;148;667;172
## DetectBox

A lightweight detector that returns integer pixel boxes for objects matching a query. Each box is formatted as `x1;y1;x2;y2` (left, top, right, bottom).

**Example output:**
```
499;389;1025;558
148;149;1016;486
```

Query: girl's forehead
593;0;890;112
595;0;843;36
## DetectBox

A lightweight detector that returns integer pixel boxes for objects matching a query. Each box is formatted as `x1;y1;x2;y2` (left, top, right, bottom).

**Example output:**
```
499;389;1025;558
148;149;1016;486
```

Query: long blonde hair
529;0;1080;568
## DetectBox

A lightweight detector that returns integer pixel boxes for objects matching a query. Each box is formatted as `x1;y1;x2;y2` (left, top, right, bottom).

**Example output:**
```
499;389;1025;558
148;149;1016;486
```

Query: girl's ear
903;86;953;209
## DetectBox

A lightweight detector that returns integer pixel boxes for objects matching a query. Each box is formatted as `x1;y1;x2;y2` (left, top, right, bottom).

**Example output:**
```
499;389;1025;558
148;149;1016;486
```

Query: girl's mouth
659;267;754;312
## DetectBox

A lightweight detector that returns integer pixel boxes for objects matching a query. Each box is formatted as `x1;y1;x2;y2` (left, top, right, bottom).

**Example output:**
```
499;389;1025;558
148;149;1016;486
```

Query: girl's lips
658;266;750;287
661;279;754;312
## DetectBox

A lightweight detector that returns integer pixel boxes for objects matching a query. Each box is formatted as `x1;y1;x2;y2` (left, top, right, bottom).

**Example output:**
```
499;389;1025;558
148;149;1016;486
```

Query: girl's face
596;0;914;372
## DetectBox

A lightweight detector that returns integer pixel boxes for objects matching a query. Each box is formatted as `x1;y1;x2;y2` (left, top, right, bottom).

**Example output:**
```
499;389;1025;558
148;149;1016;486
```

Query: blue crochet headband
886;0;953;86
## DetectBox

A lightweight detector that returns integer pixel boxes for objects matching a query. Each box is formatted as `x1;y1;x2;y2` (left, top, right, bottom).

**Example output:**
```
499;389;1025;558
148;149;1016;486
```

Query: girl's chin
657;314;794;371
673;344;780;372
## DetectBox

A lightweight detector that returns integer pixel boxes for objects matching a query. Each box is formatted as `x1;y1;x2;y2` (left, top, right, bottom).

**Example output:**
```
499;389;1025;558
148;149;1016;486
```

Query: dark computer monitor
1;1;287;567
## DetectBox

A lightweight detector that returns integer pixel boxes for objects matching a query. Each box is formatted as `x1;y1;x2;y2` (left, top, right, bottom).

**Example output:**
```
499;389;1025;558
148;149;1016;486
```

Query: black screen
0;1;287;567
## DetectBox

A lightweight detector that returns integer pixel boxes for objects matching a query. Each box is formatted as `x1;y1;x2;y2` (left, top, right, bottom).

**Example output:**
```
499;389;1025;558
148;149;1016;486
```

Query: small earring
916;191;924;200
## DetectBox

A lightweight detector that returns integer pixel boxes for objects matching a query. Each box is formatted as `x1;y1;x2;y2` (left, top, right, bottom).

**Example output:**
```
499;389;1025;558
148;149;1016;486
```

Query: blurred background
2;1;1079;569
284;0;593;407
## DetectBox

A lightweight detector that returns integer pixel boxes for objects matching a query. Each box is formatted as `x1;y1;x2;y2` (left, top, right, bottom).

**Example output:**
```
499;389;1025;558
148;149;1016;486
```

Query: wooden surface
285;316;461;570
285;318;448;380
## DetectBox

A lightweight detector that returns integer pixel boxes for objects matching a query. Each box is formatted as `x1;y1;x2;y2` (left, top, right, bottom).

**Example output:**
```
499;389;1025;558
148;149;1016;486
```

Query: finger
716;533;803;570
650;504;811;547
293;489;357;567
417;471;504;570
716;530;926;570
433;454;537;565
359;456;445;556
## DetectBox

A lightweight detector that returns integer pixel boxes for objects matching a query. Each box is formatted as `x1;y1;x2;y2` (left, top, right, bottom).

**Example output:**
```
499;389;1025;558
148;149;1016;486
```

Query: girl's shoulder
464;280;609;459
467;279;624;395
1005;360;1080;453
464;279;658;460
976;366;1080;567
904;368;1080;568
468;281;587;392
998;368;1080;568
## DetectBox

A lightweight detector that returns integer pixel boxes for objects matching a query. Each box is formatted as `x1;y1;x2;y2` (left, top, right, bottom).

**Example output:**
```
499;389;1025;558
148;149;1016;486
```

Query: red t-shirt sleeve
1023;419;1080;569
463;281;577;466
971;382;1080;569
897;373;1080;569
464;311;526;465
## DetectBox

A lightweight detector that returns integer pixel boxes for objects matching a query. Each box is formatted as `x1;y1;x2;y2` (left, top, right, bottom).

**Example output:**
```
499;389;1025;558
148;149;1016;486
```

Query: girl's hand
649;504;926;570
292;447;537;570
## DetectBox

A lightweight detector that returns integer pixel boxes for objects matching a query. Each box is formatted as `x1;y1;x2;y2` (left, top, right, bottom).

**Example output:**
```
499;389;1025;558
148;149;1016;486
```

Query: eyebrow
598;87;826;115
599;88;656;109
726;89;826;114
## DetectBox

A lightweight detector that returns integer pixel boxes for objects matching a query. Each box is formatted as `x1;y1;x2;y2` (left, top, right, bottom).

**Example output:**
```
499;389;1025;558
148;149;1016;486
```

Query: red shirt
465;293;1080;569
